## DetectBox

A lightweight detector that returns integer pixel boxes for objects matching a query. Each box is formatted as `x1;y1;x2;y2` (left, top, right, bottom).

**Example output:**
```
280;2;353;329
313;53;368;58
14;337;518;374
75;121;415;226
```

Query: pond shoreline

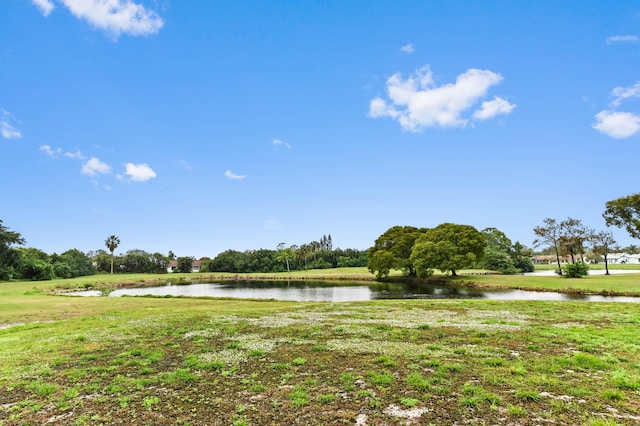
56;273;640;298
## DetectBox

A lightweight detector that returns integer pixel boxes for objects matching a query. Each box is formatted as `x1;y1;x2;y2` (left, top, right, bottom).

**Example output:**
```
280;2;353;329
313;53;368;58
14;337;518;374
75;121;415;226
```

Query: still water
67;280;640;303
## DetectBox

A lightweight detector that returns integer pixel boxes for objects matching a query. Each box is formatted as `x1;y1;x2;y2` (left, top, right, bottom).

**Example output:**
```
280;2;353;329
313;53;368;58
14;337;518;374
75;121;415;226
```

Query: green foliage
513;255;534;273
0;219;25;281
410;223;486;277
367;226;424;277
176;256;194;273
17;257;54;281
206;239;366;274
483;250;518;274
561;261;589;278
367;249;395;279
603;193;640;239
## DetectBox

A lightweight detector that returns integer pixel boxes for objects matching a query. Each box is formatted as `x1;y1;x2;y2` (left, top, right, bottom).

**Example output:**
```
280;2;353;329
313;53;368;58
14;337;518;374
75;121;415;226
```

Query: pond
66;280;640;303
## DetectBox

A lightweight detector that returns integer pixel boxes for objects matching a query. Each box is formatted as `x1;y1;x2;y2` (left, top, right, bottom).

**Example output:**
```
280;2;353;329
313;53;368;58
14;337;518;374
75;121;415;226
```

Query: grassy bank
1;277;640;425
2;269;640;424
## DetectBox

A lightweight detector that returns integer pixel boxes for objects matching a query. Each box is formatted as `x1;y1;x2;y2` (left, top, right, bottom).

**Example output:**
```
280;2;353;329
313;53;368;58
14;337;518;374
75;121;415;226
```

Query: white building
607;253;640;264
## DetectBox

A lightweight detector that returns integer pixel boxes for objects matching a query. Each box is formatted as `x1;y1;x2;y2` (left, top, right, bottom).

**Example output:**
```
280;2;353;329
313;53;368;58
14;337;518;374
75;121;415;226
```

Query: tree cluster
481;228;534;274
92;249;169;274
206;235;367;274
367;223;525;279
533;217;617;277
0;220;96;281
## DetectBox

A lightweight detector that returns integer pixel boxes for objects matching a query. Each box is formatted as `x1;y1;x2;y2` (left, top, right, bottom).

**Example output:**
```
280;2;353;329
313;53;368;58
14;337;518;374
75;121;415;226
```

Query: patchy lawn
1;293;639;425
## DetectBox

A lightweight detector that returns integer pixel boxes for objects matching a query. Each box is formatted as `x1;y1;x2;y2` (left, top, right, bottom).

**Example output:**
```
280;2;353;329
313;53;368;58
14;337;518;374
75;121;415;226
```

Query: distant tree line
205;235;368;273
2;191;639;281
0;219;96;281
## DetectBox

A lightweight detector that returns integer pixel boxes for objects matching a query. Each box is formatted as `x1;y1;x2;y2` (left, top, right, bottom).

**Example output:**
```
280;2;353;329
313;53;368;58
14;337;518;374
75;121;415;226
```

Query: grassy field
1;270;640;425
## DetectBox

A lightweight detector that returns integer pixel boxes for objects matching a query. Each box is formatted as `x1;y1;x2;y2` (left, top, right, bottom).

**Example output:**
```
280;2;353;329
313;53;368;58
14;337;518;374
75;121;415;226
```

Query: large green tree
603;193;640;240
0;220;25;281
367;226;424;278
410;223;486;277
105;235;120;274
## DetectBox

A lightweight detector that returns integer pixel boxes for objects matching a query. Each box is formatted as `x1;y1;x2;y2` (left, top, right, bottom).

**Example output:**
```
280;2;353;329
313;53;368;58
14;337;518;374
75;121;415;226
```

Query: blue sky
1;0;639;258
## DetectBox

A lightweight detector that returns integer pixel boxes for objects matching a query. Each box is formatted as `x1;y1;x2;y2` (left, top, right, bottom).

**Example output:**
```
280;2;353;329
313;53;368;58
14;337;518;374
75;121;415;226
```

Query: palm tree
105;235;120;274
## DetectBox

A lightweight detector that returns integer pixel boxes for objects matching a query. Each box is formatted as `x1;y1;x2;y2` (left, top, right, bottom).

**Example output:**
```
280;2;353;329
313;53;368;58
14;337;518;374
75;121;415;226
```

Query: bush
562;261;589;278
514;256;534;273
483;250;518;274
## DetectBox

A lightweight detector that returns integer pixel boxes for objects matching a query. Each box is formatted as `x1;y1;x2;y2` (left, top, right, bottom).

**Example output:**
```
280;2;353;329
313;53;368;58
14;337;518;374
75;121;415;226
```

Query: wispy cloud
473;97;516;120
369;65;515;131
39;145;62;157
272;138;291;149
1;122;22;139
178;159;192;171
64;150;86;160
32;0;55;16
400;43;415;54
593;81;640;139
611;82;640;107
224;170;246;180
121;162;157;182
81;157;111;176
606;35;638;44
33;0;164;38
1;109;22;140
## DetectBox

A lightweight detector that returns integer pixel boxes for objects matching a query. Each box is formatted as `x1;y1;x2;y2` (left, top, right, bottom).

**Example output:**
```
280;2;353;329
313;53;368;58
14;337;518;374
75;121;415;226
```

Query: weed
401;397;419;407
367;371;394;387
318;394;336;404
292;357;307;366
610;369;640;390
290;387;309;406
514;389;540;402
507;405;526;416
374;355;397;367
483;357;505;367
142;396;160;410
601;389;624;401
406;372;431;390
272;362;291;370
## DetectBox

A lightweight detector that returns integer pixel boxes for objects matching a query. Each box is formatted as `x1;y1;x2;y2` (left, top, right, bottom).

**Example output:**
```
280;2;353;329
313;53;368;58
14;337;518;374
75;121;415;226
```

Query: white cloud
39;144;62;157
592;110;640;139
473;96;516;120
82;157;111;176
58;0;164;37
1;109;22;140
369;65;511;131
1;121;22;139
122;162;156;182
272;138;291;149
611;82;640;107
224;170;246;180
32;0;55;16
64;150;86;160
400;43;415;54
606;35;638;44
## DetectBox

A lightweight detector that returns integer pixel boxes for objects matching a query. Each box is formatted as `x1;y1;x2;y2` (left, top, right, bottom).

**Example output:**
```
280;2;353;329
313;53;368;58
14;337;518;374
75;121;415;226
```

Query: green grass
2;272;640;424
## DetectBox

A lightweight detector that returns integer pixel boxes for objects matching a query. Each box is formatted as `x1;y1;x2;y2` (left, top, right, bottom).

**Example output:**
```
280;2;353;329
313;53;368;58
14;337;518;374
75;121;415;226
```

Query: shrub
562;261;589;278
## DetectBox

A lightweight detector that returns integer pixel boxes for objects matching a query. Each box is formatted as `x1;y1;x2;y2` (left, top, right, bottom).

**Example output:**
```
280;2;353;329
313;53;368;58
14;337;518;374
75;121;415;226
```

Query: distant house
167;259;203;273
607;253;640;264
531;254;589;265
